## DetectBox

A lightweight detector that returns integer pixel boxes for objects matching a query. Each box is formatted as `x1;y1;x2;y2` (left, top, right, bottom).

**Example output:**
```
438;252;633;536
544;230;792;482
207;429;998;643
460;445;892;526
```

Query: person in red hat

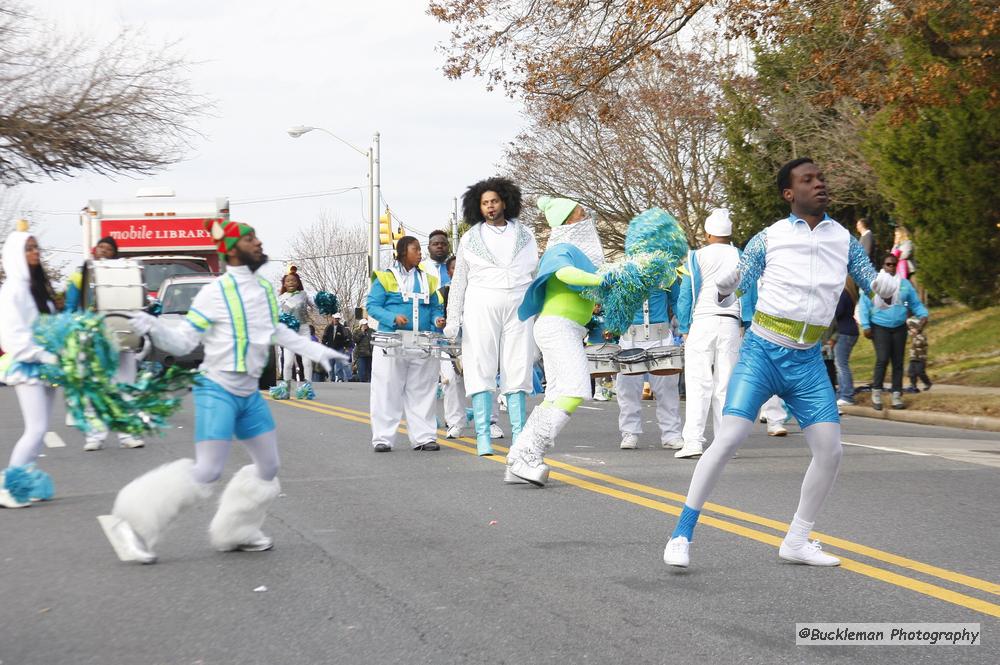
98;219;347;564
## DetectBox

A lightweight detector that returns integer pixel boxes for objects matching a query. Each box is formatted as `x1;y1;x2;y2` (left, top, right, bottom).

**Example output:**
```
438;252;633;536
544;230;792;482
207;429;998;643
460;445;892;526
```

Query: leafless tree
285;213;370;331
0;3;202;186
507;41;744;251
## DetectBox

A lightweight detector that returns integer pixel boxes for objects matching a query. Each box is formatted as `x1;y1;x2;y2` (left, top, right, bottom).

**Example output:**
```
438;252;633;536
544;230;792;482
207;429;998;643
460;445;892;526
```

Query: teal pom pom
32;311;197;436
269;380;290;400
295;381;315;400
315;291;339;316
279;312;301;332
3;465;34;503
586;208;689;334
26;464;54;501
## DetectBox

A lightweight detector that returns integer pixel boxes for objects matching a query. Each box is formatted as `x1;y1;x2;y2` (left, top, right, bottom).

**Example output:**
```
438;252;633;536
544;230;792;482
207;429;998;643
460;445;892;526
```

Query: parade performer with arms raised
444;177;538;456
98;218;346;563
277;265;315;398
663;158;899;568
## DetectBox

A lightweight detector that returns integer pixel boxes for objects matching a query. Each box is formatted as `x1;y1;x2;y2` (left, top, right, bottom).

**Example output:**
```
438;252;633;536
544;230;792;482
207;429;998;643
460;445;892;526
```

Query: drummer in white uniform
616;288;685;450
367;236;446;452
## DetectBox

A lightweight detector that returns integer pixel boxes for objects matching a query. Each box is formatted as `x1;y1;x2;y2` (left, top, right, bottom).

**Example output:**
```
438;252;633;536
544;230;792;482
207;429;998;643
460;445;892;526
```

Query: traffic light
378;208;392;245
392;224;404;241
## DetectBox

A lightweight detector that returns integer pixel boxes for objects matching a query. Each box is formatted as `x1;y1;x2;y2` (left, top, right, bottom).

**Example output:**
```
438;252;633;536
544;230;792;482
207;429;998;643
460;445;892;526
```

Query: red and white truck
80;188;228;293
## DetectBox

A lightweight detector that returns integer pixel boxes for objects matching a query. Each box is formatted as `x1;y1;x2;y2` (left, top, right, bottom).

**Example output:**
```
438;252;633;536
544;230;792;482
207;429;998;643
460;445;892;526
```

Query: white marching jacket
0;232;55;366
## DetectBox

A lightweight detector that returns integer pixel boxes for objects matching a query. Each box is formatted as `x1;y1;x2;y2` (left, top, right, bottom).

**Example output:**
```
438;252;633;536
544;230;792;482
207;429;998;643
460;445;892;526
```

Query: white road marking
842;441;932;456
43;431;66;448
578;406;602;411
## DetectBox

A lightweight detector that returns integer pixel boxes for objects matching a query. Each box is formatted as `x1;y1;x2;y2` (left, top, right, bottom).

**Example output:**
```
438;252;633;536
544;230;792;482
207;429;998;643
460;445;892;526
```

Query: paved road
1;383;997;665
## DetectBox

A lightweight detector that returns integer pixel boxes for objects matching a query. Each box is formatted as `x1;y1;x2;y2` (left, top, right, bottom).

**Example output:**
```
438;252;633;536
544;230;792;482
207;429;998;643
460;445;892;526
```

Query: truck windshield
160;282;206;314
143;260;209;293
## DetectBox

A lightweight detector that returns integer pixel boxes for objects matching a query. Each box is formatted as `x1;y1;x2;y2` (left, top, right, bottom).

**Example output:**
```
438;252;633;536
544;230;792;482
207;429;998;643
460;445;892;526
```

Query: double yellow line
270;397;1000;618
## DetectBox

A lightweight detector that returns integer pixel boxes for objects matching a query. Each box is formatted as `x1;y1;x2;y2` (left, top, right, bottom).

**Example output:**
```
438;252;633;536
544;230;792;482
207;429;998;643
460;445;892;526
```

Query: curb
840;405;1000;433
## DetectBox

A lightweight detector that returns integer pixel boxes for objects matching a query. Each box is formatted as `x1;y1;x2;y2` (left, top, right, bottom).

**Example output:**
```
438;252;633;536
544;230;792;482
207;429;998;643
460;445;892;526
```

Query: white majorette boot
505;406;570;487
99;458;213;564
209;465;280;552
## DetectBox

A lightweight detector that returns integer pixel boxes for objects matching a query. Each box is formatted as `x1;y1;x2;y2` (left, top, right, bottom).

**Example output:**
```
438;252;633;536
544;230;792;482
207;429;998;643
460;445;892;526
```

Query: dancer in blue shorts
663;158;899;568
99;219;345;564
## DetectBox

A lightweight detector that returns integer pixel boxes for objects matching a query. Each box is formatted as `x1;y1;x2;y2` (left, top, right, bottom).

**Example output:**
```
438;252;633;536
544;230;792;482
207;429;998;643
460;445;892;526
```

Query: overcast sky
13;0;525;280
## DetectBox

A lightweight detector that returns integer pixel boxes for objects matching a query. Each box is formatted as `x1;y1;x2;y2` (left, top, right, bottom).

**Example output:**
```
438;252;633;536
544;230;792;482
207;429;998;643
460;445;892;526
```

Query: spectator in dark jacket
353;319;374;382
322;313;351;381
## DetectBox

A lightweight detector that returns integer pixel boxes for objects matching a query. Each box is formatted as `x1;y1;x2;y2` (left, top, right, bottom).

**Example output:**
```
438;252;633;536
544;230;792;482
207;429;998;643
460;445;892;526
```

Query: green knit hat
204;218;255;261
537;196;579;228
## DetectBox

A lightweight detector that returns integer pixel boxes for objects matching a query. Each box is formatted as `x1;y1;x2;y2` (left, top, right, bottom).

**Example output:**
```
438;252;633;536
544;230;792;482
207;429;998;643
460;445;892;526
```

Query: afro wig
461;177;522;225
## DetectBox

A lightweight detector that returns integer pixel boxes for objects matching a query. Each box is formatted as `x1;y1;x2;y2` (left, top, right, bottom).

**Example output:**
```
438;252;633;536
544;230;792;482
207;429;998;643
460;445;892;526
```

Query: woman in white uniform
277;267;314;393
444;177;538;456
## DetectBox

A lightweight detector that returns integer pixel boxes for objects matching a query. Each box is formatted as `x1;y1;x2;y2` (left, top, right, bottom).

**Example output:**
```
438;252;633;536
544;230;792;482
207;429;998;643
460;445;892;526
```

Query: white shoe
498;395;508;412
835;398;853;407
506;448;550;487
620;432;639;450
489;423;504;440
235;534;274;552
662;438;685;450
119;434;145;449
663;536;690;567
674;442;703;459
97;515;157;564
83;438;104;451
779;539;840;566
503;466;529;484
767;423;788;437
446;424;462;439
593;389;609;402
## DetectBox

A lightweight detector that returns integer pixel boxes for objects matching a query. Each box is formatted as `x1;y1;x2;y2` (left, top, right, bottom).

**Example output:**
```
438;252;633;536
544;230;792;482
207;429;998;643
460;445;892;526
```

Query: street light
287;125;381;272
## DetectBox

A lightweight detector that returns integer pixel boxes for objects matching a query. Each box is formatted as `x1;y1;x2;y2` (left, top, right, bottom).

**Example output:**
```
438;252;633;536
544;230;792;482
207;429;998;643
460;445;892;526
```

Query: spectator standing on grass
856;218;875;263
833;280;860;410
322;313;350;382
859;255;928;411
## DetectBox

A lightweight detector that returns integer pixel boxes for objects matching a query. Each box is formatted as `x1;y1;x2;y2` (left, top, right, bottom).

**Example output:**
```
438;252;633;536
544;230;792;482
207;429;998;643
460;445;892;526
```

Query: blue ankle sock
671;505;701;541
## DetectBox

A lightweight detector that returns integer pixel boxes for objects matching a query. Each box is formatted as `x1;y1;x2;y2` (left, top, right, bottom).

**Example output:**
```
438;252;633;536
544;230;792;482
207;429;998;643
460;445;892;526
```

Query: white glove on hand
39;351;59;365
716;267;741;297
443;323;460;340
128;311;157;336
871;271;900;304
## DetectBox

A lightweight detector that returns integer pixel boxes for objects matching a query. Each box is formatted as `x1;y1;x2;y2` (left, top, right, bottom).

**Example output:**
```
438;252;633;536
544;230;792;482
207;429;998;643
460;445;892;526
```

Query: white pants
535;317;590;401
461;285;535;396
440;359;466;428
280;331;313;382
682;316;742;446
369;348;440;449
615;338;681;443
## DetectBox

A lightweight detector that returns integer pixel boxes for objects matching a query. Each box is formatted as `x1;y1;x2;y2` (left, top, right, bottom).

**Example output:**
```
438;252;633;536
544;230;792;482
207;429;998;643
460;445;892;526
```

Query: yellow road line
269;397;1000;616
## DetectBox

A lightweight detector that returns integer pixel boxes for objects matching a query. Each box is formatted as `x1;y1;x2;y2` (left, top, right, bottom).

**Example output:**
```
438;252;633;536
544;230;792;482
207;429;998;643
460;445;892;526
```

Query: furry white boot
109;459;213;552
209;465;281;552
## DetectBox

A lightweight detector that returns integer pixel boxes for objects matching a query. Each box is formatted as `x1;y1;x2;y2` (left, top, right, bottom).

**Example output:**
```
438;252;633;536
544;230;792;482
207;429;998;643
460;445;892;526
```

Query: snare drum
82;259;147;353
586;343;620;377
614;347;650;376
644;345;684;376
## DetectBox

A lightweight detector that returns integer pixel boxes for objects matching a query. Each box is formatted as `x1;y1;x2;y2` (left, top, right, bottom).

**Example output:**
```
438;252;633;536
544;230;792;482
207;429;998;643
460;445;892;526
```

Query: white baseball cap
332;312;342;319
704;208;732;237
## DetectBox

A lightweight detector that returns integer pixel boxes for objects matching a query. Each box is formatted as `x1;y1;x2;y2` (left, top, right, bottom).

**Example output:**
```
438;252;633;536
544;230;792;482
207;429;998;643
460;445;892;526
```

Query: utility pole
371;132;381;272
452;196;459;249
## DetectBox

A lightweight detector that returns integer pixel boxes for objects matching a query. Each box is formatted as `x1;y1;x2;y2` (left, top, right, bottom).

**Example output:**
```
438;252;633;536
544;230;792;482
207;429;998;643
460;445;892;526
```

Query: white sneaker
767;423;788;437
779;539;840;566
620;432;639;450
506;448;550;486
593;388;609;402
662;438;685;450
674;442;703;459
663;536;690;567
498;394;508;412
118;434;145;449
835;398;853;407
445;424;462;439
489;423;504;440
83;438;104;451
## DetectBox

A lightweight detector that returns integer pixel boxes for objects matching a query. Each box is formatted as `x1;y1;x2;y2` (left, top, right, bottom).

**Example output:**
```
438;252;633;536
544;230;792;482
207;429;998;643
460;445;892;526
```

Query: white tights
9;384;56;468
280;345;312;382
190;430;281;484
683;416;843;524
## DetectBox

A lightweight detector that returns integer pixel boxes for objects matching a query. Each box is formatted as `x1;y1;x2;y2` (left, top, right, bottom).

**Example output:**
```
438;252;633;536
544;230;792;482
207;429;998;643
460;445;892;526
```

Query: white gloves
716;267;741;297
39;351;59;365
443;323;460;340
127;311;157;336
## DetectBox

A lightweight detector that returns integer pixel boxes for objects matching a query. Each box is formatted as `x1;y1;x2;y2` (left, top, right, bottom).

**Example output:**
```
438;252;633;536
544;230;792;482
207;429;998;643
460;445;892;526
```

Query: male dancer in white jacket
99;219;345;564
663;159;898;568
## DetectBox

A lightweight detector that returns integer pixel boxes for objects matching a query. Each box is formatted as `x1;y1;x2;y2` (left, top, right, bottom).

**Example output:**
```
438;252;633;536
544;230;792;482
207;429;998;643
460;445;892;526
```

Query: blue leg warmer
671;504;701;541
471;391;494;456
26;464;54;501
506;391;527;444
